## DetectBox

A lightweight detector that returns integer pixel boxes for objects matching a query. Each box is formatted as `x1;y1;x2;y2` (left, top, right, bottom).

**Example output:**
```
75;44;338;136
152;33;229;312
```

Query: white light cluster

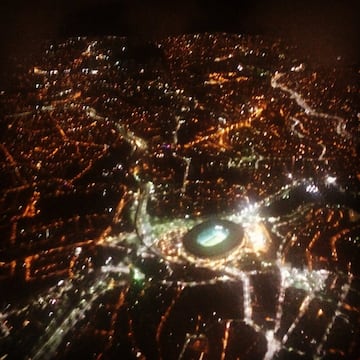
280;265;329;293
245;223;268;253
325;175;337;186
306;184;319;194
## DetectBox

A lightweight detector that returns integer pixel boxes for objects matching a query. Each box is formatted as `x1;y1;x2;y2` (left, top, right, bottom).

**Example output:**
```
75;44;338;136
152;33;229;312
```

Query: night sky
0;0;359;68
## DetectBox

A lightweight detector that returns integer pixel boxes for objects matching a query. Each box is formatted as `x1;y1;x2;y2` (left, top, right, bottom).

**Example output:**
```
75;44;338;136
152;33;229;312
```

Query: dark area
0;0;359;66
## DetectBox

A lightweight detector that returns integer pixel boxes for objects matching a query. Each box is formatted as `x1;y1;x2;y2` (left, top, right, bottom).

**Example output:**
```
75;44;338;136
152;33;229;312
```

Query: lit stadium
183;219;244;258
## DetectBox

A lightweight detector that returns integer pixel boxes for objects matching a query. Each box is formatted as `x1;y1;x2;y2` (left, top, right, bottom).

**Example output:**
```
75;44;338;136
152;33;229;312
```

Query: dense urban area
0;34;359;359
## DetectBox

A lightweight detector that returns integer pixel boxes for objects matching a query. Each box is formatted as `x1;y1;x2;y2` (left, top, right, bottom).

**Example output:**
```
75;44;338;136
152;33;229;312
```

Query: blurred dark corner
0;0;359;71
